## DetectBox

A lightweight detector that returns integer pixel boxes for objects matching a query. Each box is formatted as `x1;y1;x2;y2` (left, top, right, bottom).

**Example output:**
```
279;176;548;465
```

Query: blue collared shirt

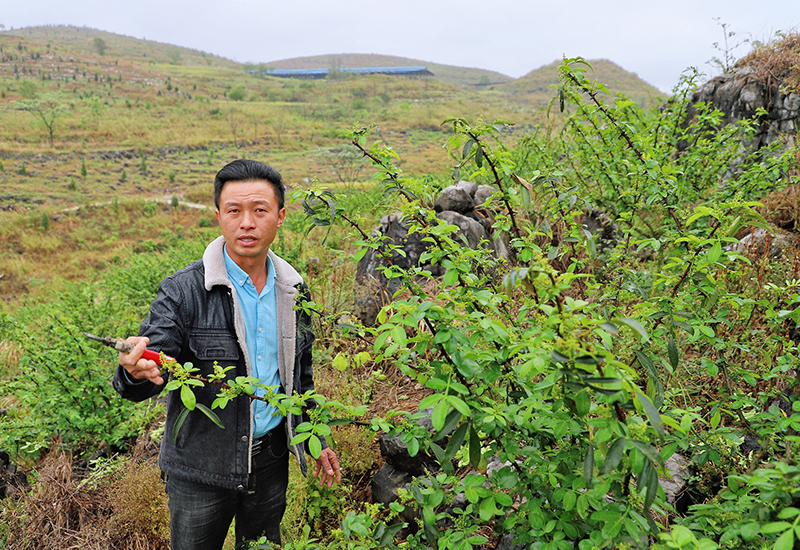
223;246;282;438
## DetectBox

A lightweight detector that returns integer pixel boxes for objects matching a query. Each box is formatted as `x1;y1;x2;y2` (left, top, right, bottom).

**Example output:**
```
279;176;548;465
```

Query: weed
109;457;170;543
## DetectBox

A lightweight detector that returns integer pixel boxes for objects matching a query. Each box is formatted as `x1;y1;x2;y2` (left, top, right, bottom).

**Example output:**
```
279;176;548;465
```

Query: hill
1;26;661;103
266;53;512;87
0;24;239;68
496;58;665;108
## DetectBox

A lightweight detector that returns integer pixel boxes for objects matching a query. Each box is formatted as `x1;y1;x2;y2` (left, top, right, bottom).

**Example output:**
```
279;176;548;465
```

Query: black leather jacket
112;237;323;491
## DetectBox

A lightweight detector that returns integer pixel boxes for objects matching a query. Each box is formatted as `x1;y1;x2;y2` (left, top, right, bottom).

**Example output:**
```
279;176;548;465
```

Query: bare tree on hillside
226;108;246;147
16;91;68;147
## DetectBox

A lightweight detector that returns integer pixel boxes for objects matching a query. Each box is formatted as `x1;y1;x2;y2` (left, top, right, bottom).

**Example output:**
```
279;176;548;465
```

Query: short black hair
214;159;285;210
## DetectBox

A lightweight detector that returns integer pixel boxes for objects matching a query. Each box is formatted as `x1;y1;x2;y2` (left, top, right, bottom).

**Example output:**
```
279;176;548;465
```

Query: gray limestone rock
435;185;474;214
474;185;497;208
659;454;692;509
455;179;478;199
731;228;795;258
436;210;490;250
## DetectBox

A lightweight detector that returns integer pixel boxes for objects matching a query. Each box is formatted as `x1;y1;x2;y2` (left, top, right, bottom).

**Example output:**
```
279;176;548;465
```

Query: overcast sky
3;0;798;92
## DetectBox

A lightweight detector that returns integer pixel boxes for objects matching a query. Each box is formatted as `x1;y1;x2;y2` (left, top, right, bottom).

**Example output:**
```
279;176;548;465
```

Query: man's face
215;179;286;268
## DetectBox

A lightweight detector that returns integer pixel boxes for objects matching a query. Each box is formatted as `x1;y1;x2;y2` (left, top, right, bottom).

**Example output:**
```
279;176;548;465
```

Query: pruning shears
83;332;172;365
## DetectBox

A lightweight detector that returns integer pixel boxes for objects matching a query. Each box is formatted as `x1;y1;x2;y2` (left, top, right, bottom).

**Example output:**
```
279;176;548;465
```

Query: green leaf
521;183;531;211
308;435;322;459
196;403;224;429
469;423;482;468
444;423;468;463
584;444;594;486
172;407;190;443
432;399;450;432
601;437;626;474
290;432;312;445
475;146;484;168
180;384;196;410
391;325;408;348
479;496;497;521
740;522;761;541
575;390;590;416
600;322;619;334
462;139;474;159
699;325;716;338
447;395;471;417
707;241;722;264
615;317;649;341
659;442;678;461
630;439;661;465
332;353;349;371
636;392;664;439
563;490;577;511
642;460;658;511
407;437;420;457
774;528;794;550
419;393;444;411
762;521;793;534
710;408;721;429
434;409;463;441
667;333;679;371
778;507;800;520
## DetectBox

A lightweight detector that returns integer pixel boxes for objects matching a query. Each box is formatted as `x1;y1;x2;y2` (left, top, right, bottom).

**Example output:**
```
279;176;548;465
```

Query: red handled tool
83;332;173;365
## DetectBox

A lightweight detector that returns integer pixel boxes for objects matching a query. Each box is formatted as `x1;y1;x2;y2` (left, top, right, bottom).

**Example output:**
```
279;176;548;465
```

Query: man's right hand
119;336;164;385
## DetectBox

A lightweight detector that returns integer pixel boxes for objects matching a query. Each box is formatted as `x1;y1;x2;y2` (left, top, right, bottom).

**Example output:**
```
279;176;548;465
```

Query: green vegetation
1;24;799;550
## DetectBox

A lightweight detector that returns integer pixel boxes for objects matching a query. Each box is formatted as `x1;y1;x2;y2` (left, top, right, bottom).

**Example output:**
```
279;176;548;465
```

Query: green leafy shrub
294;57;800;549
0;237;209;460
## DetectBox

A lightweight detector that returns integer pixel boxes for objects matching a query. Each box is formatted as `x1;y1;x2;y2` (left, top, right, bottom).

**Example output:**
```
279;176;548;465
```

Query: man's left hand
313;447;342;488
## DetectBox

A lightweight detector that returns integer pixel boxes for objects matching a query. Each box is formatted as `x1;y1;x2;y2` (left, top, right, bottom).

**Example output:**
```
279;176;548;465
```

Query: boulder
455;180;478;199
354;213;442;326
685;66;799;154
473;185;497;208
371;463;412;508
659;453;692;513
435;185;474;214
355;181;510;325
730;227;795;258
436;210;490;250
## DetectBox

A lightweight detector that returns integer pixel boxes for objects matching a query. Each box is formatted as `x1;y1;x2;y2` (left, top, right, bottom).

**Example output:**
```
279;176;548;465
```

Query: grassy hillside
0;26;547;301
0;26;663;301
1;24;238;68
497;58;665;108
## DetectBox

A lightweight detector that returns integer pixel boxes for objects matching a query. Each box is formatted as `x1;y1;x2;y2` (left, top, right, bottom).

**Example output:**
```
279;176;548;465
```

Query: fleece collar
203;235;302;291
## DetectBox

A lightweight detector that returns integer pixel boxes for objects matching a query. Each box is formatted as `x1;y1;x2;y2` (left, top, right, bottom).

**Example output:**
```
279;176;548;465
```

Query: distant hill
497;58;665;108
266;53;512;87
0;25;239;68
0;26;663;108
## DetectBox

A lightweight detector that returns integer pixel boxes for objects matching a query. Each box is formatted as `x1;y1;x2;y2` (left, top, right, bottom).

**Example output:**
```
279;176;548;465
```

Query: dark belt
251;422;285;458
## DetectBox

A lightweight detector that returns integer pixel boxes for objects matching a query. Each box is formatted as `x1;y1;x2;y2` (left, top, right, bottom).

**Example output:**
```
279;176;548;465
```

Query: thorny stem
566;72;685;235
465;130;524;239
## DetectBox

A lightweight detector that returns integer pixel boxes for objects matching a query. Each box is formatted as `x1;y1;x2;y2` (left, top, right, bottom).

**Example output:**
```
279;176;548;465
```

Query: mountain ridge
1;25;663;102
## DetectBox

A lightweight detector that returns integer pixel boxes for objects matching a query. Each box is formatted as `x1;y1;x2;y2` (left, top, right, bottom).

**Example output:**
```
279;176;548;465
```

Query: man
113;159;340;549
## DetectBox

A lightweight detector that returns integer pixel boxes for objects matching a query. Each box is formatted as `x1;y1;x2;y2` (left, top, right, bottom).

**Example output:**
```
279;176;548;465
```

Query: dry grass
1;431;169;550
760;182;800;232
738;31;800;93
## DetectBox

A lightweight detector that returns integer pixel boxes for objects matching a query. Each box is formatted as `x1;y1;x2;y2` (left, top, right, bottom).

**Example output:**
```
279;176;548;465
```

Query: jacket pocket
188;331;240;361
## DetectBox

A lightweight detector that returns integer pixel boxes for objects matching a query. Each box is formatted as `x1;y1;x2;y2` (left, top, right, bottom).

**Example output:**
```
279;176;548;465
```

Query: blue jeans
166;426;289;550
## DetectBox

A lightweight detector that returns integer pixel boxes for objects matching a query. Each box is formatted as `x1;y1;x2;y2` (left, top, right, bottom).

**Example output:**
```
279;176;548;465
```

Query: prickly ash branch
565;72;685;236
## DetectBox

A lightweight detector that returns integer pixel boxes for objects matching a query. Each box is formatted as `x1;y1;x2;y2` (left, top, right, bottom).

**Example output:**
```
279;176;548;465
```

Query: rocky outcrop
686;66;799;153
354;181;510;326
